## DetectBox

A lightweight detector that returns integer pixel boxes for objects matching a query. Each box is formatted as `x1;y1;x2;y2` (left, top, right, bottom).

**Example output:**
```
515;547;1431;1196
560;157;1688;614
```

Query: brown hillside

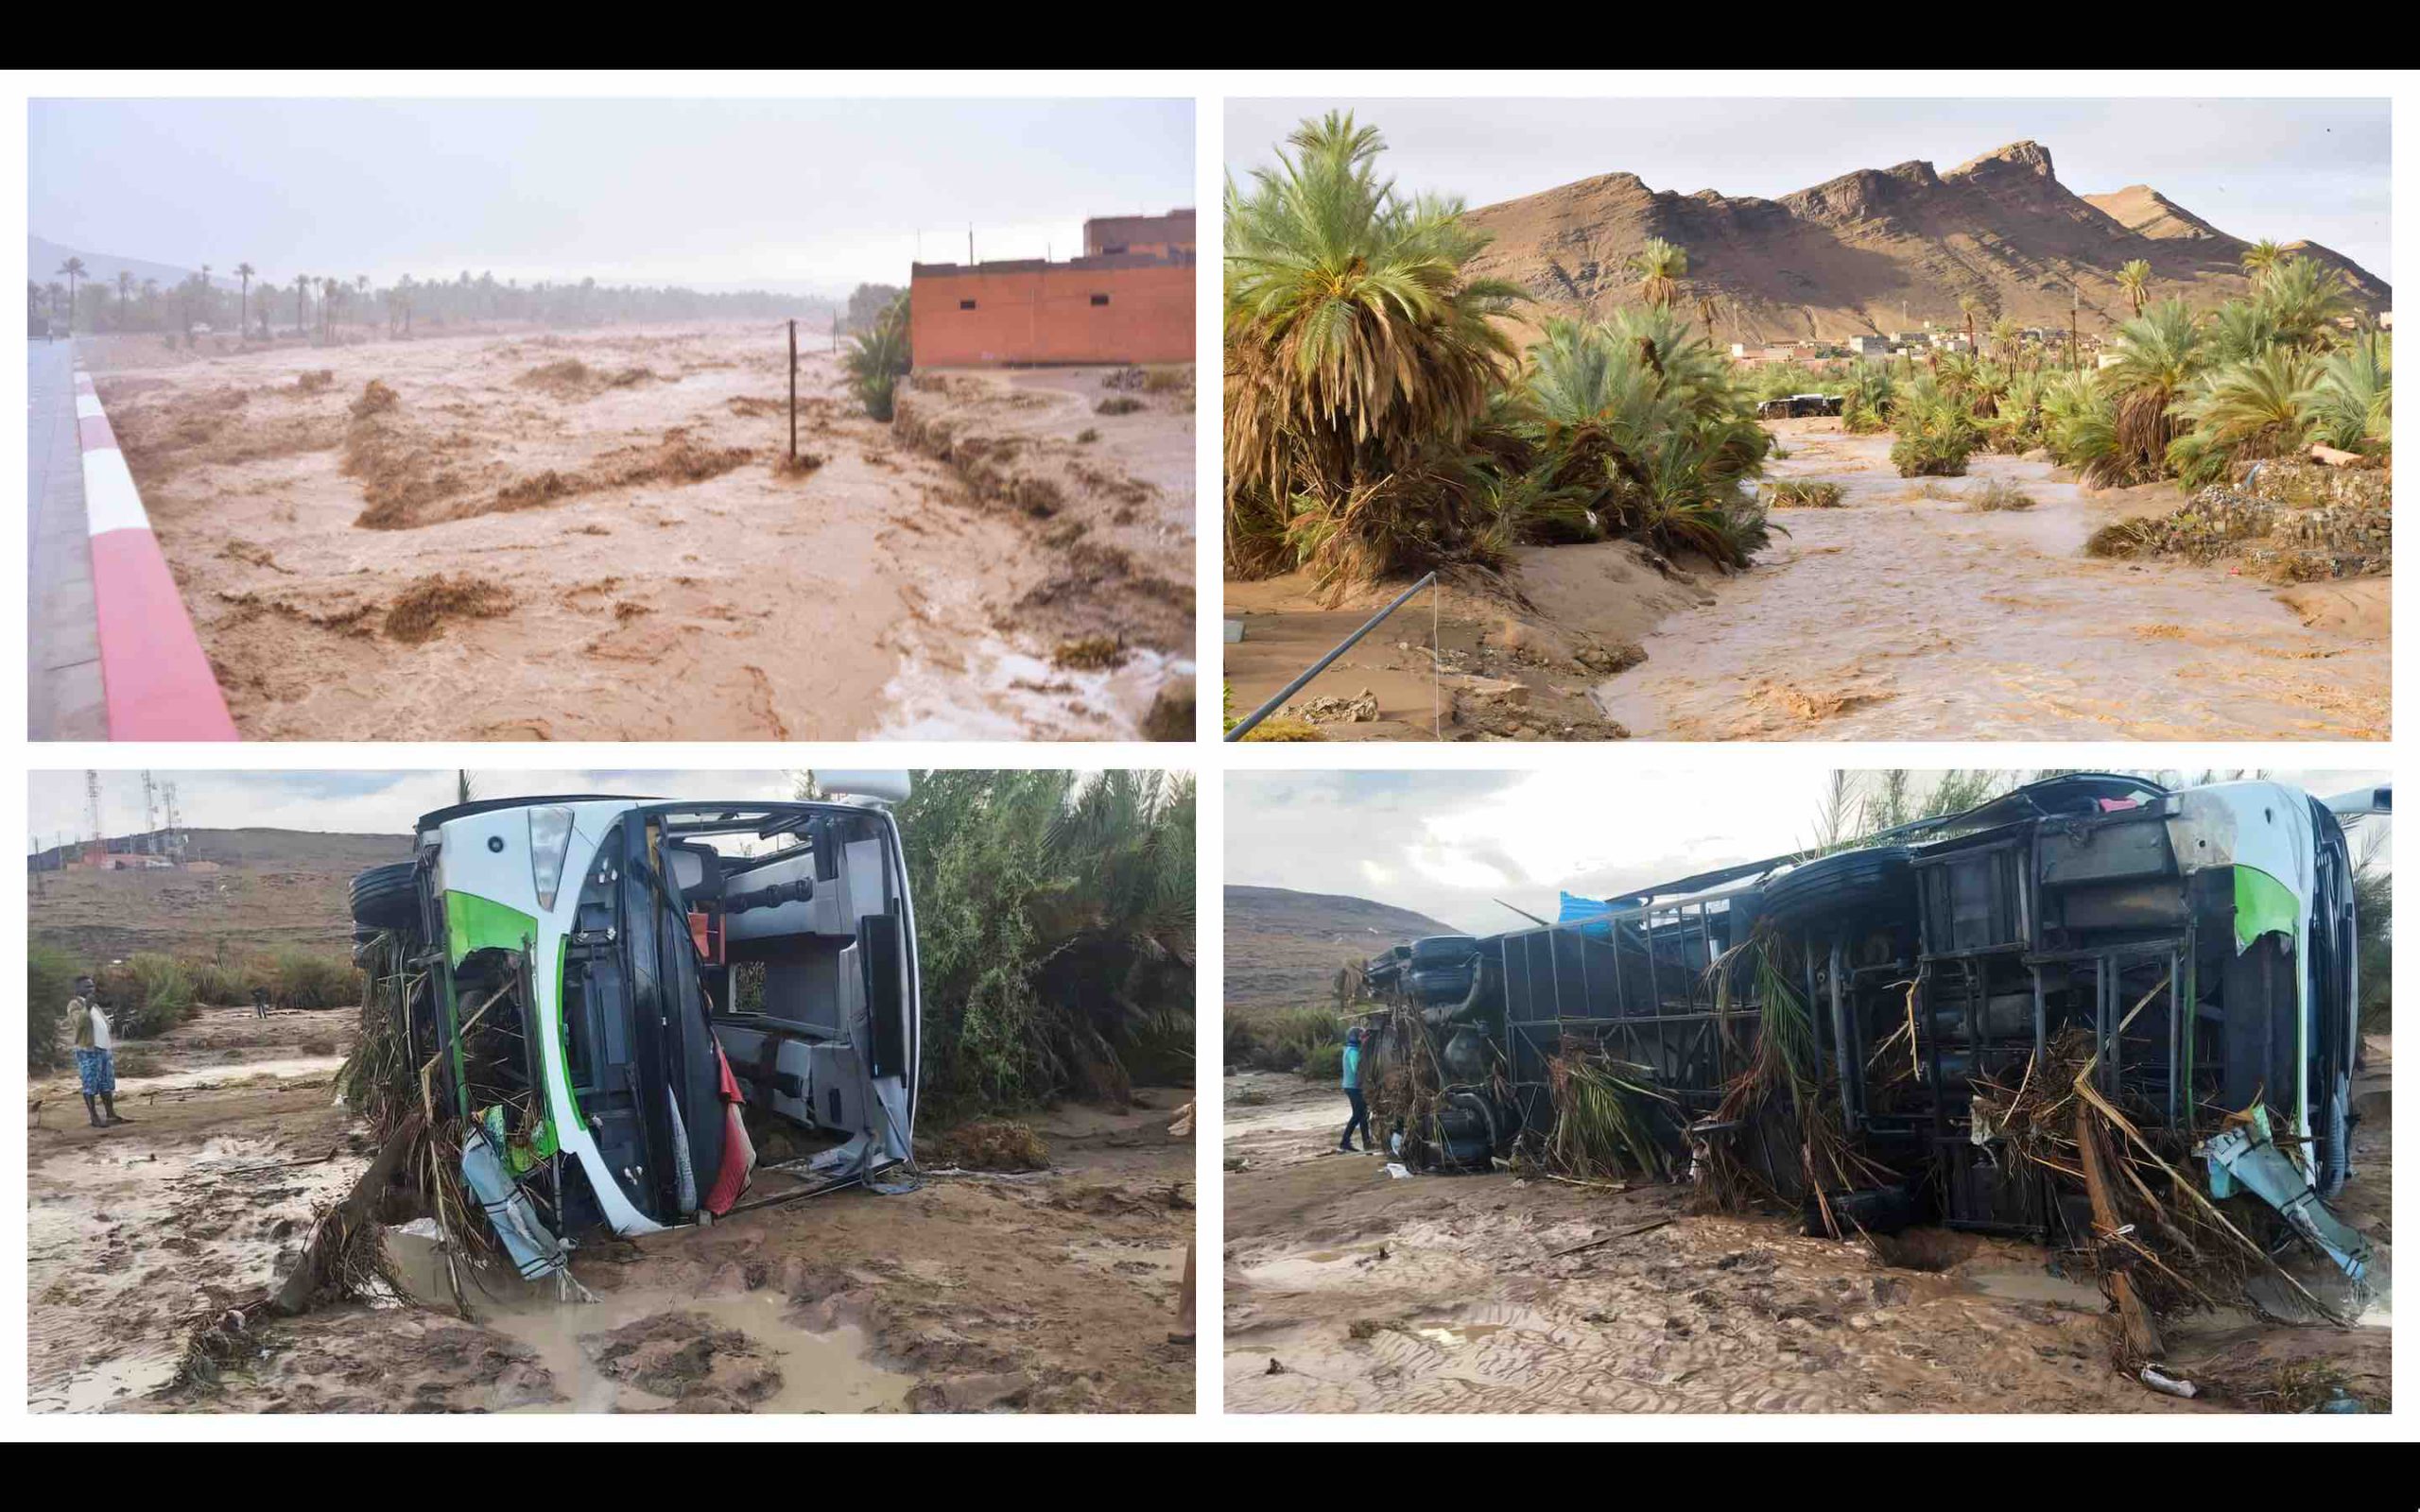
1461;139;2389;346
1226;884;1459;1020
28;827;409;964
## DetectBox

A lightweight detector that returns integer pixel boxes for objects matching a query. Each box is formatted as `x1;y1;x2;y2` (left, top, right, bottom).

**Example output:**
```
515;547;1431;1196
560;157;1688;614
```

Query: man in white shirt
68;976;128;1128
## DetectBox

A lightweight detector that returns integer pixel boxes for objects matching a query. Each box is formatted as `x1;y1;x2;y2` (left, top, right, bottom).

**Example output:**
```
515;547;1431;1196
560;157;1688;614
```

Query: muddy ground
28;1003;1196;1414
83;324;1195;741
1221;418;2387;742
1223;1066;2391;1414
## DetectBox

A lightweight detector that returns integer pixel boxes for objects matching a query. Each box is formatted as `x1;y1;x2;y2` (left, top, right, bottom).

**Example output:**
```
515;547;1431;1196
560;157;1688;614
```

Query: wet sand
1597;421;2391;740
83;324;1193;740
28;1001;1196;1414
1223;1070;2391;1414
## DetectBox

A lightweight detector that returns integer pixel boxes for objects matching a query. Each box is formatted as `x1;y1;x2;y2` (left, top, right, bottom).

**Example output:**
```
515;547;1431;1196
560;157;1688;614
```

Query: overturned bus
347;780;920;1278
1356;774;2380;1265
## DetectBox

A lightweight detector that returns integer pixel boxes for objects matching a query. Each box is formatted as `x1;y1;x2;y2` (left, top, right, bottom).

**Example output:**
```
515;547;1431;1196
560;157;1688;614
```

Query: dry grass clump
1053;635;1129;671
382;574;514;644
1095;396;1146;417
773;451;826;478
294;369;335;393
926;1118;1051;1172
1963;479;2038;512
1768;480;1845;509
2086;520;2156;558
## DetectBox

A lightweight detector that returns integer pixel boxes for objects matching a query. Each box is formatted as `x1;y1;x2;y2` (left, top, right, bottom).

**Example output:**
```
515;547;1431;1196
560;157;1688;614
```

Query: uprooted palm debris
925;1119;1052;1173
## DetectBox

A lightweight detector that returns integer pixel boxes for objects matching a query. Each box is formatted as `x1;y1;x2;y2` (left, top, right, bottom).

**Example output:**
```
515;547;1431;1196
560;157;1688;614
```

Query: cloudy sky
26;769;801;849
30;96;1194;295
1226;97;2392;279
1227;769;2392;936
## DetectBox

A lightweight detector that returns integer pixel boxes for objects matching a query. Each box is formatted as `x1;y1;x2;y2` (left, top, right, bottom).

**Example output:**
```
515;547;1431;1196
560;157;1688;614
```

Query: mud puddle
1594;422;2389;740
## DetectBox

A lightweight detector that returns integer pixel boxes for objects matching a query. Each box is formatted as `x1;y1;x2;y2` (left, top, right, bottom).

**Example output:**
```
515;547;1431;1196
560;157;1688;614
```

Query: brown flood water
1595;425;2389;740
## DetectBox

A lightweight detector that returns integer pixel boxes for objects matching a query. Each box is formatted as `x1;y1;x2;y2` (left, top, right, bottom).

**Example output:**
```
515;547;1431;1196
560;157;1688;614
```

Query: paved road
27;341;106;740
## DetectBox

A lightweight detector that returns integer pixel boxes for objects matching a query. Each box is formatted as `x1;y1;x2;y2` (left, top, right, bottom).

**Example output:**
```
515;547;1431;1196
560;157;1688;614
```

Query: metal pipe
1224;572;1437;740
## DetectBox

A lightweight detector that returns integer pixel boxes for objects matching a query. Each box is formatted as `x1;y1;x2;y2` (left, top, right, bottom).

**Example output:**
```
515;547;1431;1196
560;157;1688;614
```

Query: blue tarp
1558;891;1616;939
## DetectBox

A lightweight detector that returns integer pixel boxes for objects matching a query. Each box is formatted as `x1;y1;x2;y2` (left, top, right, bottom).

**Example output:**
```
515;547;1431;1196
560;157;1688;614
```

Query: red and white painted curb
74;366;241;740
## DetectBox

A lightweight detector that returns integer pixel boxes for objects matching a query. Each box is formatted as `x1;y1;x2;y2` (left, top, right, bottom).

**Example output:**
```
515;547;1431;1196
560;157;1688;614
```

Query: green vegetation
844;291;913;421
1887;374;1981;476
892;769;1194;1118
27;944;78;1071
1223;112;1525;591
1223;112;1773;593
2042;258;2386;489
1228;1005;1347;1075
24;942;365;1066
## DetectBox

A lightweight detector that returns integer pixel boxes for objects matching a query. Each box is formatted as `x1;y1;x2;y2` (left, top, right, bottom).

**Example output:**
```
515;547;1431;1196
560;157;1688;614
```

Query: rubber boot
84;1094;103;1128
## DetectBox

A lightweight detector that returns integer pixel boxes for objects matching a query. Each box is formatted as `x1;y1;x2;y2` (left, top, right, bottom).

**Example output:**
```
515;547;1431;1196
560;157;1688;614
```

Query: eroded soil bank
1220;418;2386;742
84;325;1194;740
1223;1068;2390;1414
28;1003;1195;1414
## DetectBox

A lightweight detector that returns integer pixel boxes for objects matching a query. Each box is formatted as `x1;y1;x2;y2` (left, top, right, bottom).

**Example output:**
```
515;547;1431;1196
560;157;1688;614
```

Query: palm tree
842;292;912;421
2169;345;2318;471
1988;317;2020;361
1223;111;1526;581
1695;291;1722;342
295;275;310;335
114;270;132;328
56;257;86;332
2092;299;2208;485
1957;293;1984;355
233;263;255;337
2240;238;2287;285
2116;259;2152;318
198;265;212;331
1630;237;1687;310
2300;331;2392;454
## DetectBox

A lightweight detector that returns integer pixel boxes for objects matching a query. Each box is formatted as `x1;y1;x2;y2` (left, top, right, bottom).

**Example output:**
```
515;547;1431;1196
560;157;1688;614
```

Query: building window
1090;294;1111;307
1103;244;1129;255
958;299;977;311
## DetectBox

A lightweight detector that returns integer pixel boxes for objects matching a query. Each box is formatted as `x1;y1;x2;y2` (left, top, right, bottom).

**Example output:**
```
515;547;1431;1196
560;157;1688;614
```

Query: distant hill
1460;139;2390;345
29;827;409;964
30;234;231;293
1226;884;1459;1019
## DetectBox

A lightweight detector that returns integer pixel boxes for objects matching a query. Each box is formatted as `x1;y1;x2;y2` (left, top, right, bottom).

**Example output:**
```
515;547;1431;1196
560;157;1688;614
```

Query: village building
908;208;1195;368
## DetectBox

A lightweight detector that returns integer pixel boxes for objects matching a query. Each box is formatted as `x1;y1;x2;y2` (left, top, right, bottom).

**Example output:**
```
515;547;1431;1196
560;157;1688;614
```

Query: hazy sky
1226;97;2392;280
27;770;800;847
30;97;1195;295
1228;769;2391;936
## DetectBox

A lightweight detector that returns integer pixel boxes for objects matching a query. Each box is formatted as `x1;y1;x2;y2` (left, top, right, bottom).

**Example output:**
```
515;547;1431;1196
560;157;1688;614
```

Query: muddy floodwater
81;324;1194;740
1596;422;2389;740
27;1003;1196;1414
1223;1068;2392;1414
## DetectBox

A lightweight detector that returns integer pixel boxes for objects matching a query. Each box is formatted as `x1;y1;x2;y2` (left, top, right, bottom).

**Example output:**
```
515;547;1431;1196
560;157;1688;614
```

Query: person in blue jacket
1338;1025;1373;1153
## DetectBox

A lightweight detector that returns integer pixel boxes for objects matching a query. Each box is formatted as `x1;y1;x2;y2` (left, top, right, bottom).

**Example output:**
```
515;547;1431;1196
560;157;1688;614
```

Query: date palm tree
114;270;132;327
2116;259;2152;318
1630;237;1686;311
56;257;86;332
1224;111;1525;581
1957;292;1984;355
234;263;256;338
2091;299;2208;485
2240;238;2286;285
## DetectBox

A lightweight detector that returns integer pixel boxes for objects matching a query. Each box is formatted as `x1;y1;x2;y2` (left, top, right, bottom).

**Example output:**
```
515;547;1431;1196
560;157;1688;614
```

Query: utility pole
787;318;798;463
85;770;103;867
968;225;975;266
142;771;159;836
